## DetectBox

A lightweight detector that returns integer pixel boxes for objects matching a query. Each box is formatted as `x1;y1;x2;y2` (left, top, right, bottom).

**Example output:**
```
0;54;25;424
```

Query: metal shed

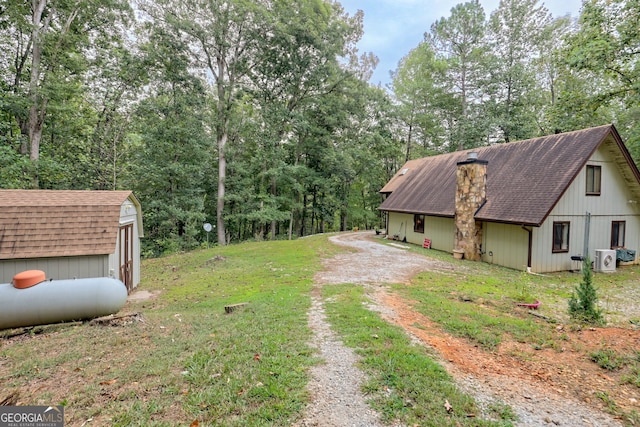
0;190;143;293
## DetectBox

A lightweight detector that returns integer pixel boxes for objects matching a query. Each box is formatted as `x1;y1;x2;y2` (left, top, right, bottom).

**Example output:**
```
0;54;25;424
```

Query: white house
0;190;143;292
379;125;640;273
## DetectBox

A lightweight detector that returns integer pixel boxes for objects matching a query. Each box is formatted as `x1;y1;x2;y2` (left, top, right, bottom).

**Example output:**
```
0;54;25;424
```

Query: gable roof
0;190;140;260
379;124;640;226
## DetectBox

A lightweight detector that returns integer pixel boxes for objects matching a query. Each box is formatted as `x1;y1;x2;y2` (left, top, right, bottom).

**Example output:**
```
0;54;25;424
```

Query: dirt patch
375;288;639;425
127;289;161;302
309;231;638;426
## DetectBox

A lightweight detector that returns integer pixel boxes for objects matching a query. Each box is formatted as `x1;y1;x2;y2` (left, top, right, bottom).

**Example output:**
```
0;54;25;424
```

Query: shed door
119;224;134;293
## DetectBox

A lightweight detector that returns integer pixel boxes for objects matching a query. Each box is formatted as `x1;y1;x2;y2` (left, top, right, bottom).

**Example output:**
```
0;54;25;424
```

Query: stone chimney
454;152;487;261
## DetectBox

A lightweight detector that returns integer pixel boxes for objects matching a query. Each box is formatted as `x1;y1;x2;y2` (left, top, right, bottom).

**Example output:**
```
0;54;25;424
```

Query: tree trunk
271;176;277;240
288;210;293;240
215;49;229;245
27;0;48;163
300;193;307;237
217;127;228;245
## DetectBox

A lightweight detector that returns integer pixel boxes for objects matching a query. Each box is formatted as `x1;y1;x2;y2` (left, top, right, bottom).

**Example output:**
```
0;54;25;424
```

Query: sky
338;0;584;87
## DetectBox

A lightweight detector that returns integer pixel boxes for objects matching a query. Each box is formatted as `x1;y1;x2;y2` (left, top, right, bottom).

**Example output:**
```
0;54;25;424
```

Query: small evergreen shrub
568;256;604;325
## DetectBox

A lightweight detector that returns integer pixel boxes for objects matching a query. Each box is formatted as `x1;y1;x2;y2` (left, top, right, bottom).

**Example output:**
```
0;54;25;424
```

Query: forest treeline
2;0;639;256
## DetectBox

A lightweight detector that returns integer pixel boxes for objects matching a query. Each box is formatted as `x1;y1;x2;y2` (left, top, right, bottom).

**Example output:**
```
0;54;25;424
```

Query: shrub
568;256;604;325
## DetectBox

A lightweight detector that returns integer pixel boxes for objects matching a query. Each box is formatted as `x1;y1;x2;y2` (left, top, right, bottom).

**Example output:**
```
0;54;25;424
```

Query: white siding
0;256;109;283
534;144;640;272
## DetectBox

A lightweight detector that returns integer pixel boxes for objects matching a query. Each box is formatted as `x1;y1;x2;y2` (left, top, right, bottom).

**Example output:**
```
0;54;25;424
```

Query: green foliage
0;145;33;188
622;363;640;388
568;257;604;325
428;0;491;151
129;83;209;256
565;0;640;147
590;348;624;371
6;0;640;252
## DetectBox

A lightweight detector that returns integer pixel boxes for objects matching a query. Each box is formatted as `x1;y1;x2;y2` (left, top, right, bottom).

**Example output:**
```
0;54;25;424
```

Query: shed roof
379;125;640;226
0;190;139;260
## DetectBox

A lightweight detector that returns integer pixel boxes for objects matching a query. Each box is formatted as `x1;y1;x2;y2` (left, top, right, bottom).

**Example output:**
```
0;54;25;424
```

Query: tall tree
137;0;265;245
1;0;132;185
486;0;552;142
533;15;578;134
428;0;490;150
247;0;364;239
138;0;367;243
138;0;280;245
392;42;447;158
128;30;209;256
566;0;640;158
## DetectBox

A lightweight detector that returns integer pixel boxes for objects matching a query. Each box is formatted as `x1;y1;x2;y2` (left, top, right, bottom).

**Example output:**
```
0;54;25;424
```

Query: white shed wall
108;198;142;288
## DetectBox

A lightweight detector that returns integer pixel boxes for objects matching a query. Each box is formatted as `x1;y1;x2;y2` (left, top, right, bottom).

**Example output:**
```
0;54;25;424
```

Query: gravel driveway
294;231;625;427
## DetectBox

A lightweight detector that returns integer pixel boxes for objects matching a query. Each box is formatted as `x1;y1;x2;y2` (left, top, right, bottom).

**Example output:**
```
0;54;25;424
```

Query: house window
586;165;601;195
611;221;626;248
413;214;424;233
552;222;570;252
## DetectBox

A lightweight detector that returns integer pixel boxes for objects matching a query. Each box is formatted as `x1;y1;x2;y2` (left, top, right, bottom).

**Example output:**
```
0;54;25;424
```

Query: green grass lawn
1;237;337;426
1;234;638;426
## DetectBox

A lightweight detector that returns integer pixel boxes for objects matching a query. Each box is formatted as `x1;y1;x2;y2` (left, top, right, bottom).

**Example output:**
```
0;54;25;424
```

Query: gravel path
294;231;625;427
292;290;388;427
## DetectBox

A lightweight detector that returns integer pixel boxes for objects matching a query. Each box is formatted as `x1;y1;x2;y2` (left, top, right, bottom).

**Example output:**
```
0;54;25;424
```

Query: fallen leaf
99;379;117;386
190;420;199;427
444;399;453;413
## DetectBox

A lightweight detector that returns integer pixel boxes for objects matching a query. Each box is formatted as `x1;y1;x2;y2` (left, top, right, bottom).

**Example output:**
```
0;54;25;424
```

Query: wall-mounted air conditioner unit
595;249;616;273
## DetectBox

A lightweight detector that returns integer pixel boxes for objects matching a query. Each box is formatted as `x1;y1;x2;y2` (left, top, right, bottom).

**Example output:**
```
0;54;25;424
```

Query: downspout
583;211;591;260
522;226;533;271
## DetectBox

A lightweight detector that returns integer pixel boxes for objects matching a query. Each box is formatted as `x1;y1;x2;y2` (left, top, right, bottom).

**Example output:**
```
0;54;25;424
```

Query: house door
119;224;134;293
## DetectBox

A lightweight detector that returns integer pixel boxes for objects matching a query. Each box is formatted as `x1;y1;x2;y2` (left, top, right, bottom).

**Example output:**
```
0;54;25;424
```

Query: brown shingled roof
379;158;429;194
379;125;640;226
0;190;134;259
